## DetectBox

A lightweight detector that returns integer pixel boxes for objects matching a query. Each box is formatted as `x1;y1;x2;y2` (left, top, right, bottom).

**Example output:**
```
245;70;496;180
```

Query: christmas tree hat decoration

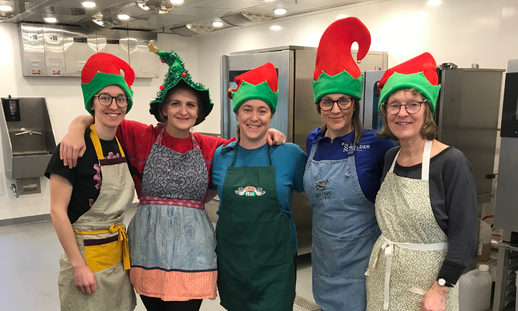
148;42;213;125
313;17;371;103
227;62;279;113
81;52;135;114
378;52;441;113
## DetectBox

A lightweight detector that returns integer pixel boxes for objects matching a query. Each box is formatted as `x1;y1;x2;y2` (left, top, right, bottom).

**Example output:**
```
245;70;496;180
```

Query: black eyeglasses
385;101;426;115
94;93;128;108
319;97;353;111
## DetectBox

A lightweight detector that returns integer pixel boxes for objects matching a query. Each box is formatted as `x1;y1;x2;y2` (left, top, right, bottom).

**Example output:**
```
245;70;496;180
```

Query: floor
0;208;318;311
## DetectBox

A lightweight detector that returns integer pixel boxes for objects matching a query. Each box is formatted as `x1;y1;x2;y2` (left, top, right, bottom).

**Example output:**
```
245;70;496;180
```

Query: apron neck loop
389;140;433;181
89;124;125;160
347;130;358;157
231;142;272;167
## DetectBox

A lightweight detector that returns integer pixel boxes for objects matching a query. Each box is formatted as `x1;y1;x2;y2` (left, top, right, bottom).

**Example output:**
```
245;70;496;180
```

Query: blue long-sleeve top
306;128;394;204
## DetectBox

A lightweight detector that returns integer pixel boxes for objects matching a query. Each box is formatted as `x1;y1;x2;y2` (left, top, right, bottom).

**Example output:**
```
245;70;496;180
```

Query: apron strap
231;143;272;167
89;124;126;160
154;124;166;145
308;130;358;161
374;234;448;310
422;140;432;181
388;140;433;181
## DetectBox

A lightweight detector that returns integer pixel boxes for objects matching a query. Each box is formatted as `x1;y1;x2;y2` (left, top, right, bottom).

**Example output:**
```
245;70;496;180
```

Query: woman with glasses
365;53;477;311
58;45;284;311
303;18;394;311
45;53;136;310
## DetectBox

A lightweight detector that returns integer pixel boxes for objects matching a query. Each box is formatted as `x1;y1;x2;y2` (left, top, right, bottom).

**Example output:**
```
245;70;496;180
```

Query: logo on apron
315;180;332;200
235;186;265;197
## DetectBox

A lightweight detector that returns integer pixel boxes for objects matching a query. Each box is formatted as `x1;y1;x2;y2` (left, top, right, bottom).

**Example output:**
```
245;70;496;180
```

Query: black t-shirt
381;146;478;284
45;128;125;224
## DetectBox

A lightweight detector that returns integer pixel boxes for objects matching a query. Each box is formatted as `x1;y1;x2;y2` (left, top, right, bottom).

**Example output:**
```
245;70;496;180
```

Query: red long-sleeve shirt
115;120;235;198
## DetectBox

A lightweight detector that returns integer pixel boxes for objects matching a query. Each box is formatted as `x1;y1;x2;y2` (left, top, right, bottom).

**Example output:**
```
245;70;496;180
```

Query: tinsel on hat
148;42;213;125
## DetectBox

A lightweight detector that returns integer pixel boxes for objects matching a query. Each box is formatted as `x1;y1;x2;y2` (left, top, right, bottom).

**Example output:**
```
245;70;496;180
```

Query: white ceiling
0;0;381;35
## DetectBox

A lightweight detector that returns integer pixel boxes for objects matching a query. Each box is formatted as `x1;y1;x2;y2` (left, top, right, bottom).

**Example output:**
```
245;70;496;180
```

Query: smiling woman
44;53;136;311
210;62;306;311
58;45;286;311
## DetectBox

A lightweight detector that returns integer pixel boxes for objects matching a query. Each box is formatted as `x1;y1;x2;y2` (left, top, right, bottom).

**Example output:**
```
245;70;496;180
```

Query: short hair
316;96;364;145
377;88;438;140
157;84;203;123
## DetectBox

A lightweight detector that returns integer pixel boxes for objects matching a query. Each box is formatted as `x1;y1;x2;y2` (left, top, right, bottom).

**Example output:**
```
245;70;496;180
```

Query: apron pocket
84;235;122;273
338;229;380;279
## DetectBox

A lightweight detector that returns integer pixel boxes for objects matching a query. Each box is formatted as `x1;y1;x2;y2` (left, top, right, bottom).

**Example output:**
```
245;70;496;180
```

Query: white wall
0;23;199;220
194;0;518;134
2;0;518;220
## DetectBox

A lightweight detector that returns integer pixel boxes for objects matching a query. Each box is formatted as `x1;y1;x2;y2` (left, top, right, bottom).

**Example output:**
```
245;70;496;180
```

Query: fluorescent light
186;24;193;29
118;14;130;20
170;0;184;4
270;25;281;31
212;20;224;28
0;4;13;12
81;1;96;8
44;17;57;23
94;20;103;26
273;8;287;15
337;14;348;19
265;0;275;2
426;0;442;6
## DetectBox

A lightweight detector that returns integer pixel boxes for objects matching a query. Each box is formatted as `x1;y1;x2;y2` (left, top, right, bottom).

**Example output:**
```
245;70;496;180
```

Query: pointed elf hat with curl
378;52;440;113
227;62;279;113
148;42;213;125
313;17;371;103
81;52;135;114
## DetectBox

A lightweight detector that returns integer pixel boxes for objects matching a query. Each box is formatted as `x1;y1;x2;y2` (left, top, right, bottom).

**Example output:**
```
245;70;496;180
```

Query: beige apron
57;125;136;311
366;140;459;311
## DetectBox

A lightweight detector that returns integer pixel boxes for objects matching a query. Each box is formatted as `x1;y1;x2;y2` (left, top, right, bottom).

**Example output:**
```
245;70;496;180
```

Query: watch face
438;279;446;286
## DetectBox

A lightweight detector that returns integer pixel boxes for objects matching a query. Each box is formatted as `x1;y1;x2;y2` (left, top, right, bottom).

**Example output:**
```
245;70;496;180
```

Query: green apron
216;145;295;311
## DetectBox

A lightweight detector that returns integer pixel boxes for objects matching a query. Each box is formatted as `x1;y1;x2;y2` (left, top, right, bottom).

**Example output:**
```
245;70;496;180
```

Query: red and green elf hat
227;62;279;113
81;52;135;114
313;17;371;103
378;52;441;113
148;42;213;125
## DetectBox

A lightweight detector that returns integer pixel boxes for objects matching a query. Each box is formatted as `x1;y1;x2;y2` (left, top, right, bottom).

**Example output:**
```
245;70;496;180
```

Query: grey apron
58;124;136;311
303;138;380;311
366;140;459;311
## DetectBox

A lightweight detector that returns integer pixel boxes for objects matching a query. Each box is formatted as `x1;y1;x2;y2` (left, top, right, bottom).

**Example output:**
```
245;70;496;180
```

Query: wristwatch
437;278;454;288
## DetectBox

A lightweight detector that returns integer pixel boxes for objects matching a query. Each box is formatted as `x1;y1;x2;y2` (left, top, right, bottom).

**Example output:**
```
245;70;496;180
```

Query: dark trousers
140;295;202;311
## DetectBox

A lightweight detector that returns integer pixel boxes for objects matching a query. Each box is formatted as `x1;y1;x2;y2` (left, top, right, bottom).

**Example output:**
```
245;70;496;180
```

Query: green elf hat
378;52;441;113
228;62;279;113
313;17;371;103
81;52;135;114
148;42;213;125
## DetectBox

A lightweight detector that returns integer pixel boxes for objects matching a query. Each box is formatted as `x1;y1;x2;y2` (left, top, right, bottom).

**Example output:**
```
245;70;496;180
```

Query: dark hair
235;103;274;140
377;88;438;140
317;97;364;145
157;84;203;123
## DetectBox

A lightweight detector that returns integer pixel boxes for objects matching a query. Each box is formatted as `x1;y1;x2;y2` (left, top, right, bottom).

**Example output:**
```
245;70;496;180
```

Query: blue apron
303;137;380;311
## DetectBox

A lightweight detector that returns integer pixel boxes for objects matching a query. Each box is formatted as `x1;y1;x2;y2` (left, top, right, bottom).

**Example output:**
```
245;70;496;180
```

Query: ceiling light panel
81;1;96;8
118;14;130;20
273;8;287;15
0;4;13;12
44;17;57;23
